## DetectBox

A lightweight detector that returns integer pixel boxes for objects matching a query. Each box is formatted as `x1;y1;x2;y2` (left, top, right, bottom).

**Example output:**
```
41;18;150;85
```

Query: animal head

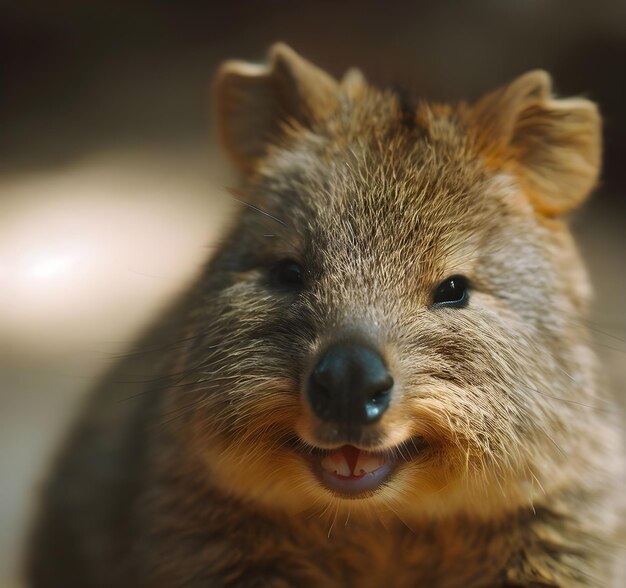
171;44;601;522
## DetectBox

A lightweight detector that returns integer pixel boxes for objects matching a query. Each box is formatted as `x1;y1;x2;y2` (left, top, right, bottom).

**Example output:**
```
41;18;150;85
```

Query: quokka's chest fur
137;468;601;588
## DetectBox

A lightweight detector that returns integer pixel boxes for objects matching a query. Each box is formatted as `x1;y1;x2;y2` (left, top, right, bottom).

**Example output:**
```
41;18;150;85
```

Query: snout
306;342;393;426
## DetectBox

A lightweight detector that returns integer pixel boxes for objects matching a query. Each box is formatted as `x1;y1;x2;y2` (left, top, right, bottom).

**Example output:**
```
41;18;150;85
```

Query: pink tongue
320;445;387;479
336;445;360;475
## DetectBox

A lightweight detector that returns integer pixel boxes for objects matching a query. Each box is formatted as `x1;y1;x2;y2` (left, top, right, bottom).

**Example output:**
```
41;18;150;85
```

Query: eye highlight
269;259;304;288
432;275;469;307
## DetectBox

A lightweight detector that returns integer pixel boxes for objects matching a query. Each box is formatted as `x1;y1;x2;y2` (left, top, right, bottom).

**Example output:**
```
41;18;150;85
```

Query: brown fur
26;44;623;587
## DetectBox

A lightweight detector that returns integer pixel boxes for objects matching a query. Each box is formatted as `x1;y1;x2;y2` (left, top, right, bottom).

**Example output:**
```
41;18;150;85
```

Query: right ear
470;71;601;215
215;43;340;173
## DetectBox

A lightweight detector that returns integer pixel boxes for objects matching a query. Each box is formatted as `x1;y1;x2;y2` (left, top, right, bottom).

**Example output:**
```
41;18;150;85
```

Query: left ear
471;70;602;215
215;43;340;173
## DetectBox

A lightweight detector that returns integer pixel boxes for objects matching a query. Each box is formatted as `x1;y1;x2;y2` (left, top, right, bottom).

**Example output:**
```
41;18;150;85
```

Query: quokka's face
174;45;601;519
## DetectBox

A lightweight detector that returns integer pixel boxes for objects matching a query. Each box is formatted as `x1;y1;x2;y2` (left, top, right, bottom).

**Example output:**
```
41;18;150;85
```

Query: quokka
27;43;624;587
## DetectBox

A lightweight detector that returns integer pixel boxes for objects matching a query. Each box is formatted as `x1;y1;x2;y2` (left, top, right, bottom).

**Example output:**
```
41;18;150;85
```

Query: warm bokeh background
1;2;625;586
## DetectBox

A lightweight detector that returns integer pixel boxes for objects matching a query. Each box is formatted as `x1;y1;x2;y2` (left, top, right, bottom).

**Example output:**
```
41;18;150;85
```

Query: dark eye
270;259;304;288
432;275;469;307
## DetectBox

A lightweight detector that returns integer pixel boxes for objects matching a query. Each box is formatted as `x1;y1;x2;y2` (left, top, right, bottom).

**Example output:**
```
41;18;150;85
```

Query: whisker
228;190;287;227
515;381;613;413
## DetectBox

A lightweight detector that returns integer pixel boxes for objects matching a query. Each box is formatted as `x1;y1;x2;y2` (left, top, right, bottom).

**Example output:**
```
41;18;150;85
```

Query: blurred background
1;2;625;586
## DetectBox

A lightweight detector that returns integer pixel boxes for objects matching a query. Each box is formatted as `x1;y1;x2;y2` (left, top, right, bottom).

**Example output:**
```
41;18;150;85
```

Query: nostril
365;372;393;400
310;366;332;395
370;387;391;404
364;377;393;422
312;379;330;399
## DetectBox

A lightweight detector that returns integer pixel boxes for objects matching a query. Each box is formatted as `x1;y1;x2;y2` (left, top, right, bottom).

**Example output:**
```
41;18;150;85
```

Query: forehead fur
255;87;511;271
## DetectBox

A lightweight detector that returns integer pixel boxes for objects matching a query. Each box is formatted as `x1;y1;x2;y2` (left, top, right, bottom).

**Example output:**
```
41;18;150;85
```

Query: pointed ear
215;43;340;172
472;71;602;215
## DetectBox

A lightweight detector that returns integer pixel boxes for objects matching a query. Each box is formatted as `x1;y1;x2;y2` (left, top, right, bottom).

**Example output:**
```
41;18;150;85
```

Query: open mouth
317;445;394;495
288;436;426;498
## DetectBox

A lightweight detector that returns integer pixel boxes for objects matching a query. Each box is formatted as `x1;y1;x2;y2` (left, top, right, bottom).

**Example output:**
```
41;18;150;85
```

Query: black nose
307;343;393;425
